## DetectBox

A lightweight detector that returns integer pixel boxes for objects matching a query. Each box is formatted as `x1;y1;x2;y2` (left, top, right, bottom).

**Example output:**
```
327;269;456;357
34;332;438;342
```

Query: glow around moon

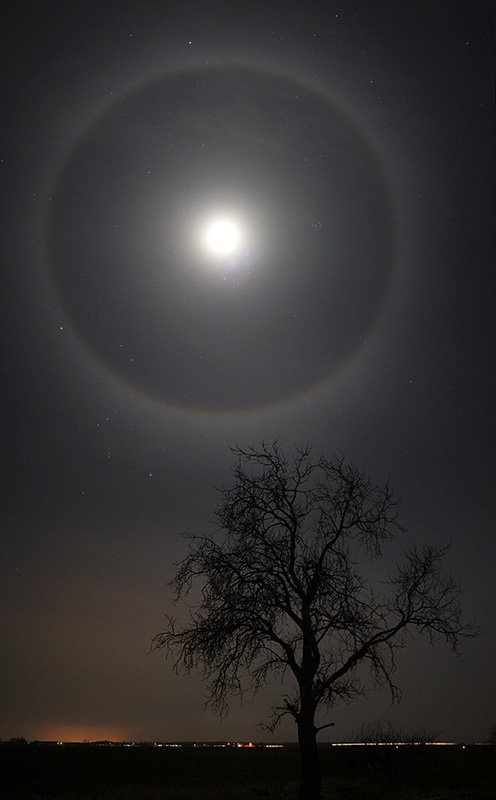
46;66;395;413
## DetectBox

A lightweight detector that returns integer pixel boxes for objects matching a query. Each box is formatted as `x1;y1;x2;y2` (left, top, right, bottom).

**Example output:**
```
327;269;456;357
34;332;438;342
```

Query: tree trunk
297;712;321;800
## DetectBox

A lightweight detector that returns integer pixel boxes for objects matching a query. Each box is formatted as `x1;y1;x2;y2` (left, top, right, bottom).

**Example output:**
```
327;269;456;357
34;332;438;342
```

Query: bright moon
205;219;241;255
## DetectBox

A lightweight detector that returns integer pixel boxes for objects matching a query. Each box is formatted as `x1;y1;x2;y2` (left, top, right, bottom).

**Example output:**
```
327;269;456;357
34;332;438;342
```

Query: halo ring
44;61;398;417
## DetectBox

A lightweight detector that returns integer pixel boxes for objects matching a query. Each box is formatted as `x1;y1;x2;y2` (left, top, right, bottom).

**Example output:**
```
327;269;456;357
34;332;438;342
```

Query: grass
1;743;495;799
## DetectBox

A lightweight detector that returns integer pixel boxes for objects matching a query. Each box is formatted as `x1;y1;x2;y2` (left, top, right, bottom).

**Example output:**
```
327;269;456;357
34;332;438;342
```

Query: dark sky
2;0;495;743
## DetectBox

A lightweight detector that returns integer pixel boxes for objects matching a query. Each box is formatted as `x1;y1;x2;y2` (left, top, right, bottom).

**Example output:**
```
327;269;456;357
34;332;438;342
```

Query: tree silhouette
152;442;477;800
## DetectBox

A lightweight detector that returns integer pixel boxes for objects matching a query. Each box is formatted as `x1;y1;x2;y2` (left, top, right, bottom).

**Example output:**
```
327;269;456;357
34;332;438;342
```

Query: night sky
2;1;495;744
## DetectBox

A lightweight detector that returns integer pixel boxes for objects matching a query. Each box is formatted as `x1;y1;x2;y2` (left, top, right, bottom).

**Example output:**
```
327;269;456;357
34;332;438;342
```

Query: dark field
1;743;495;799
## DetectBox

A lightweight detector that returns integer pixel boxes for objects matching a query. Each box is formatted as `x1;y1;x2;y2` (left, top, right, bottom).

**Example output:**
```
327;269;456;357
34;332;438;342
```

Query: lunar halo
45;61;397;418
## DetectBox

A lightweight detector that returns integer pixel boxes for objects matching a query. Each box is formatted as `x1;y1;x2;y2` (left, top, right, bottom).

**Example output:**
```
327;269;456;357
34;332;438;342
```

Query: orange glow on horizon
34;724;131;743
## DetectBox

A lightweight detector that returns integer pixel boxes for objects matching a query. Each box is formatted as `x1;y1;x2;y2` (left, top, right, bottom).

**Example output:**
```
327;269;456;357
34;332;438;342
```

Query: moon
204;218;242;255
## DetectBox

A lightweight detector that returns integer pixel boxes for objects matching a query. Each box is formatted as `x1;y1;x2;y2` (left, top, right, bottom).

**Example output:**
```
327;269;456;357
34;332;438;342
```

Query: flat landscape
1;743;495;800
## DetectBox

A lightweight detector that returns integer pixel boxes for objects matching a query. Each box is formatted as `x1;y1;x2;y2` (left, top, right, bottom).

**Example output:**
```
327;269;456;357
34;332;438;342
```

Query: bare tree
152;442;477;800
